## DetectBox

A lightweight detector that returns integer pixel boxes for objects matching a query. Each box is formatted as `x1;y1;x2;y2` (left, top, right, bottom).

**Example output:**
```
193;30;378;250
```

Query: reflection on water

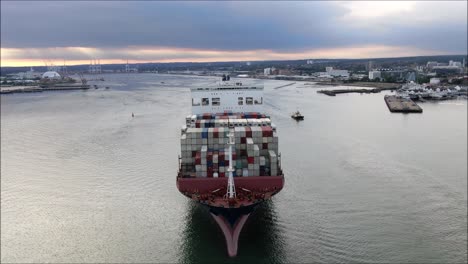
179;200;286;263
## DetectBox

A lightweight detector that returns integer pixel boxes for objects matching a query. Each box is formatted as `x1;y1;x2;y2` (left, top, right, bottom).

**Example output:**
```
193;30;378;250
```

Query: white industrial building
263;67;276;76
41;71;61;79
369;71;381;80
318;67;349;78
449;60;462;67
430;78;440;84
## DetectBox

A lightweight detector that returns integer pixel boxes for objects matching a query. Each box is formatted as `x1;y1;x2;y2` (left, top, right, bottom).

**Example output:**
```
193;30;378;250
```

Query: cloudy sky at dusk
1;1;467;66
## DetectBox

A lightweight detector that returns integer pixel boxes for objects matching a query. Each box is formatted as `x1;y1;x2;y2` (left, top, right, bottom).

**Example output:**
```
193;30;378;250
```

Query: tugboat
291;110;304;120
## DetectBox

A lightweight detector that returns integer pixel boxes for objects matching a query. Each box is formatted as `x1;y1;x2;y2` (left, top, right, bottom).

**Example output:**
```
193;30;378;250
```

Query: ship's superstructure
177;79;284;257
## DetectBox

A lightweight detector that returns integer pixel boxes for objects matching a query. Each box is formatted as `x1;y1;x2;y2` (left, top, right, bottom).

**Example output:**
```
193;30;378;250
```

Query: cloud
0;1;466;66
1;45;453;67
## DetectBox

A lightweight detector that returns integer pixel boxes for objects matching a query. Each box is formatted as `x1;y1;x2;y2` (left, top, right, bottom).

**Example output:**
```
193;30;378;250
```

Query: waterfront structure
264;68;272;75
430;78;441;85
432;65;462;75
449;60;462;67
318;67;349;78
14;67;41;80
41;71;61;79
369;71;381;80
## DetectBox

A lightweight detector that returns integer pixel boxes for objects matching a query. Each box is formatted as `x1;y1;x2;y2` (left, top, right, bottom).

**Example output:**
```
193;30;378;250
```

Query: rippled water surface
1;74;466;263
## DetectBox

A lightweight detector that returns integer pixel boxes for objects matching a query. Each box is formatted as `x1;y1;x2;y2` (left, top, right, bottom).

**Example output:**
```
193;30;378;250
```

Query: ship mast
226;128;236;199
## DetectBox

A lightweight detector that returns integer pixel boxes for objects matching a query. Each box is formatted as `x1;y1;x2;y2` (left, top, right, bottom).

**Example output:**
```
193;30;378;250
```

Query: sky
1;1;467;67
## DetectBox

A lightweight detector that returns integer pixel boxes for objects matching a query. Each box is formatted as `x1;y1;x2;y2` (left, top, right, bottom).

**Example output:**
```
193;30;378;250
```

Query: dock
273;82;296;89
1;84;90;95
384;95;423;113
318;87;398;96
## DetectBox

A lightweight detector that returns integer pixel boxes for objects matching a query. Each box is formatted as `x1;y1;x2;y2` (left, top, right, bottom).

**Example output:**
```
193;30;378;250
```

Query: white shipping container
269;150;277;160
253;145;260;156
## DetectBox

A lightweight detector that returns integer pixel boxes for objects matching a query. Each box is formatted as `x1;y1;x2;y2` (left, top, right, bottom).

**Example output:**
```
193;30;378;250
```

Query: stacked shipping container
180;113;279;178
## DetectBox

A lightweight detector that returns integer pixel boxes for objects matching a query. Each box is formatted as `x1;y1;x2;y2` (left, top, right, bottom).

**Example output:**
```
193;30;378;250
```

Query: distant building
264;68;271;75
426;61;439;69
432;66;462;75
320;67;349;78
306;60;314;65
41;71;61;79
405;72;416;82
449;60;462;67
278;69;292;75
369;71;381;80
415;65;425;72
16;67;41;79
350;73;367;80
426;61;449;70
430;78;440;84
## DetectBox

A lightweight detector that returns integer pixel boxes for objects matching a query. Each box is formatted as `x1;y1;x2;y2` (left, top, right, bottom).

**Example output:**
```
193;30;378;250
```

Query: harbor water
1;74;466;263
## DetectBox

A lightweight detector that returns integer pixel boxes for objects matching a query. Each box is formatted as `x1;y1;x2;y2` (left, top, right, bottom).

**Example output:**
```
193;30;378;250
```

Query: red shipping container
220;173;225;178
245;127;252;137
232;153;237;160
213;127;219;138
192;151;197;157
240;137;246;144
225;160;229;166
262;127;273;137
247;157;254;164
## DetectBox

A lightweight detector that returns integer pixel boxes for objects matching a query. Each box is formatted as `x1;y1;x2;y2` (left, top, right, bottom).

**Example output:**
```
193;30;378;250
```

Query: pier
1;84;90;95
384;95;423;113
317;87;398;96
273;82;296;89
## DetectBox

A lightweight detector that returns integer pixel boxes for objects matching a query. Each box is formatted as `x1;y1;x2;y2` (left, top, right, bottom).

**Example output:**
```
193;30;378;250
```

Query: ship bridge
191;82;264;115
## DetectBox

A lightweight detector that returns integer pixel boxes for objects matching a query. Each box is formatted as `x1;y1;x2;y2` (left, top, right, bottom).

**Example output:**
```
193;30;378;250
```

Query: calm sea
1;74;466;263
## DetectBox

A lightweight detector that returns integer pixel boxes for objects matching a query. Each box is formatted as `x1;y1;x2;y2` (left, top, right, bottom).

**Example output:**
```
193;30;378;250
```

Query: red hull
177;175;284;208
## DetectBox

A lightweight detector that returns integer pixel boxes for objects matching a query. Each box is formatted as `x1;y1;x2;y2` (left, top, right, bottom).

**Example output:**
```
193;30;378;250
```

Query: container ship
176;76;285;257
